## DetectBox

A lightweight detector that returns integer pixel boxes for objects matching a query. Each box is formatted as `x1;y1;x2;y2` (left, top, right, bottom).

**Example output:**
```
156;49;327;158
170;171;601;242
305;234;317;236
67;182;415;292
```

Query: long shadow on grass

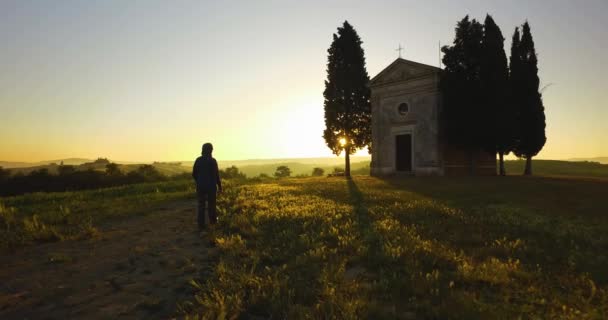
379;176;608;285
344;178;478;317
346;178;383;265
270;177;608;317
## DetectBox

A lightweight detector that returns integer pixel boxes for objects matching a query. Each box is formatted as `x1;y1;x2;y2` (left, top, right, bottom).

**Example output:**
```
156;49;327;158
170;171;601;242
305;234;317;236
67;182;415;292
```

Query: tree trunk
498;152;506;176
524;156;532;175
469;149;476;176
345;147;351;178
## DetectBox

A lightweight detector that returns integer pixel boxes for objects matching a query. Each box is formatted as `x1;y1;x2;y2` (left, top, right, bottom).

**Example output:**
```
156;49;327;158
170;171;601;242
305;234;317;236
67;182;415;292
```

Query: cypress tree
512;22;546;175
509;28;524;172
441;16;484;174
480;15;512;175
323;21;371;178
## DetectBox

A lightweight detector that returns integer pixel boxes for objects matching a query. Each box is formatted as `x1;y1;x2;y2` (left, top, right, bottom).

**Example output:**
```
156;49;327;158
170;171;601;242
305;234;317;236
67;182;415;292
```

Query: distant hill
567;157;608;164
0;161;32;168
216;156;370;177
173;156;370;177
7;157;605;179
3;159;190;177
505;159;608;178
219;160;370;177
0;158;91;168
2;156;370;169
2;156;371;178
179;156;371;168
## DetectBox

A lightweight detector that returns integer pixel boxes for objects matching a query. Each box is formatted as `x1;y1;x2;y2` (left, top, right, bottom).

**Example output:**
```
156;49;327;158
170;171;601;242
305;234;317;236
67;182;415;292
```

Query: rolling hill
567;157;608;164
0;158;91;168
4;156;608;179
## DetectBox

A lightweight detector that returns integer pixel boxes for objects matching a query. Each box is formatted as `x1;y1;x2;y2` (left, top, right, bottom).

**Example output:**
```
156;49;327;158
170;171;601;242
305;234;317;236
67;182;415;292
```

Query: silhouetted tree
0;160;187;196
274;165;291;178
441;16;484;174
509;27;524;171
0;166;9;182
105;163;122;176
26;168;51;191
58;164;76;176
323;21;371;178
481;15;512;175
93;158;110;165
135;164;164;182
511;22;546;175
220;166;246;180
312;167;325;176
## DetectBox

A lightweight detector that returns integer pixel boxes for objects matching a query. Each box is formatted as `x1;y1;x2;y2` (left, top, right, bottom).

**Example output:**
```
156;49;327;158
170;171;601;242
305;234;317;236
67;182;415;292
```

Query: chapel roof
370;58;441;87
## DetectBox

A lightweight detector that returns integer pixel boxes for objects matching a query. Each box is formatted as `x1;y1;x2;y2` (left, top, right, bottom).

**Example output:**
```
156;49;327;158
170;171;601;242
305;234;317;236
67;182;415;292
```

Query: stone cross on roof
396;43;404;58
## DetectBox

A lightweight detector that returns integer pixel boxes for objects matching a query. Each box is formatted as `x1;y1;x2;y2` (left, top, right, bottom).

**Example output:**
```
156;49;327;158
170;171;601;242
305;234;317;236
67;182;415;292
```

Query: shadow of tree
377;176;608;284
189;177;607;319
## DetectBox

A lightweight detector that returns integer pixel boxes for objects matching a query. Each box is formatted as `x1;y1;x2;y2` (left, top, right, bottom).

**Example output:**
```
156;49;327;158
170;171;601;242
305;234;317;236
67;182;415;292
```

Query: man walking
192;143;222;231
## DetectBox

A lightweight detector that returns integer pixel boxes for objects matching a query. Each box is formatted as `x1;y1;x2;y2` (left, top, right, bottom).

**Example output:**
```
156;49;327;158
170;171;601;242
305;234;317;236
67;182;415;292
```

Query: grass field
183;176;608;319
2;171;607;318
0;179;196;250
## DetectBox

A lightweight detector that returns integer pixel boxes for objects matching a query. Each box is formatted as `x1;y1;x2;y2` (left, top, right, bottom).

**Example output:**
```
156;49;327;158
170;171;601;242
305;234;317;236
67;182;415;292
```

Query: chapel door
395;134;412;172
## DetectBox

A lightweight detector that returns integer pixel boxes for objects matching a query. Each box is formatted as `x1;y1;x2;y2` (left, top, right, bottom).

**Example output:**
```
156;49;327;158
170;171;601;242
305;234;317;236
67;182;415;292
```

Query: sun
339;138;347;146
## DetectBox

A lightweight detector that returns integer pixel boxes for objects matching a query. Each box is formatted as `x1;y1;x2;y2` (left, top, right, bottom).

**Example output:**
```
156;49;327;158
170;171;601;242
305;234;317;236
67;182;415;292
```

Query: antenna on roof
438;41;442;68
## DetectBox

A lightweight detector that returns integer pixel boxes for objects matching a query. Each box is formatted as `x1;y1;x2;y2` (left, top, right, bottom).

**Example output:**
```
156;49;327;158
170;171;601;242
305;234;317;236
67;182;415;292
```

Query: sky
0;0;606;162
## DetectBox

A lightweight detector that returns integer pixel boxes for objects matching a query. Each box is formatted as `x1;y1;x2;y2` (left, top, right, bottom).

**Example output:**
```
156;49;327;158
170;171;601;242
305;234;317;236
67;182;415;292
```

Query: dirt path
0;200;215;319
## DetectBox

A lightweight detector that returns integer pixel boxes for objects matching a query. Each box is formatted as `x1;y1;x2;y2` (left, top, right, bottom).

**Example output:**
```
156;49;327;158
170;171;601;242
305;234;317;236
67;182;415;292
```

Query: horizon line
3;155;608;166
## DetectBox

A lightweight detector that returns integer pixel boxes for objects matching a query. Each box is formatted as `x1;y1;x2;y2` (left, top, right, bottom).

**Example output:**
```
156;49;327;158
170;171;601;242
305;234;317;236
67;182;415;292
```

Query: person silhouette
192;143;222;231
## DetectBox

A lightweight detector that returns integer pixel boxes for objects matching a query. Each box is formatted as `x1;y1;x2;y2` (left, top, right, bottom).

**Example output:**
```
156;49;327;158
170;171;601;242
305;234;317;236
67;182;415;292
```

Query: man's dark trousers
197;189;217;229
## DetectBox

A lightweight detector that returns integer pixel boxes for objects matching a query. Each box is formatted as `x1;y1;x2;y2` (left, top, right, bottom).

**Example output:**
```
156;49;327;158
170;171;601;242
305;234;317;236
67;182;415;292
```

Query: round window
398;102;409;115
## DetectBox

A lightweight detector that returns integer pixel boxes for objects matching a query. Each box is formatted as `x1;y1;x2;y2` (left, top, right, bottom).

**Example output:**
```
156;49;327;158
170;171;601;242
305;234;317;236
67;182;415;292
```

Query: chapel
369;58;496;176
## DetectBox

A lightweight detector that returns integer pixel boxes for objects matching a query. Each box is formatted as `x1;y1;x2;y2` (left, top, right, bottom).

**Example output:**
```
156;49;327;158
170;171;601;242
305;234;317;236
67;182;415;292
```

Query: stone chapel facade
369;58;496;176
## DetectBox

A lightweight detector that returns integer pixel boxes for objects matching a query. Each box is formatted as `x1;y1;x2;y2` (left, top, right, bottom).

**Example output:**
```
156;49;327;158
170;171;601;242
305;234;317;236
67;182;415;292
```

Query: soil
0;200;215;319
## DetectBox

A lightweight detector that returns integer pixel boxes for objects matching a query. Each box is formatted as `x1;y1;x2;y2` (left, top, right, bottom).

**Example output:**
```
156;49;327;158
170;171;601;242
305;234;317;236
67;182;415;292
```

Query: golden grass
184;176;608;319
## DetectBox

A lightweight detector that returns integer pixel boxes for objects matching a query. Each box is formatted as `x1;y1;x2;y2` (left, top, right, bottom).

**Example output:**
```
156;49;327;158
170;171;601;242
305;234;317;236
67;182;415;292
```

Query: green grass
2;165;607;318
184;176;608;319
0;179;197;249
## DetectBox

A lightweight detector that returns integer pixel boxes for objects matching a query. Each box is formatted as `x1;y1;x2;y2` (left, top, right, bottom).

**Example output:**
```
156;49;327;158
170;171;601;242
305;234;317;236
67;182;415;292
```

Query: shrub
105;163;122;176
220;166;247;180
312;167;325;176
274;166;291;178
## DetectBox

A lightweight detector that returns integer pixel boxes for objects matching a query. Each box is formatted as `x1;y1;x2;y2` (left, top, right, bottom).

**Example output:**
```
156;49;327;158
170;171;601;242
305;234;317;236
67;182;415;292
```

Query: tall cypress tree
441;16;484;174
480;15;512;175
323;21;371;178
512;22;546;175
509;28;524;171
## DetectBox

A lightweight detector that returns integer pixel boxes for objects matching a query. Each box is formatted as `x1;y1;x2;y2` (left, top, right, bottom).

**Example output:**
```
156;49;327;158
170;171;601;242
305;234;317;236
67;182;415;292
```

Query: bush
220;166;247;180
92;158;110;165
136;164;165;182
312;167;325;176
0;163;172;196
274;166;291;178
105;163;122;176
0;166;10;181
58;165;76;176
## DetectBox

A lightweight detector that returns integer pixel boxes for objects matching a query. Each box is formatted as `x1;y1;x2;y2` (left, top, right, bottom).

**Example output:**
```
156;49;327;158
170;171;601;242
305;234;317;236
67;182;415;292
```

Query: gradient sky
1;0;606;162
